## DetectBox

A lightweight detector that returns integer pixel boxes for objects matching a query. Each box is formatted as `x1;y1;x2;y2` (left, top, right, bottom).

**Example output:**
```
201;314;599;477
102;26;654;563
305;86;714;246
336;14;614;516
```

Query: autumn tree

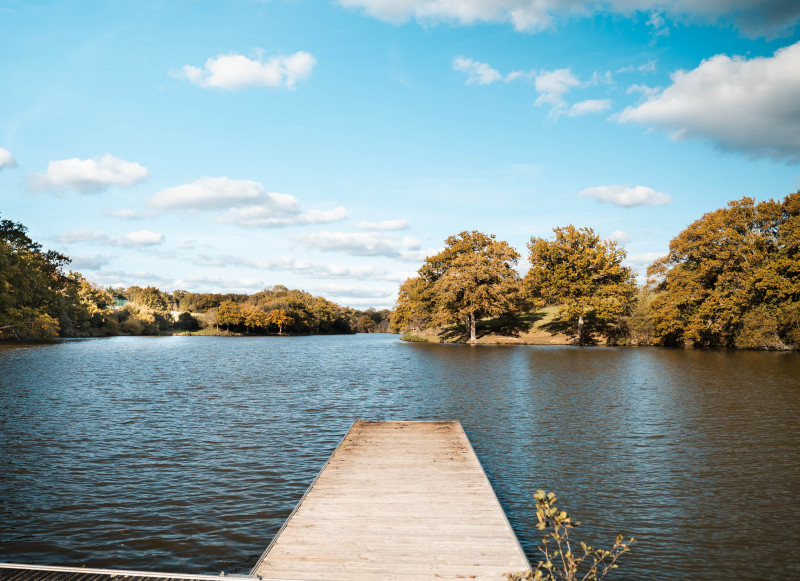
394;231;523;343
266;308;293;334
647;191;800;348
525;226;637;345
217;300;243;331
391;276;435;333
0;215;74;340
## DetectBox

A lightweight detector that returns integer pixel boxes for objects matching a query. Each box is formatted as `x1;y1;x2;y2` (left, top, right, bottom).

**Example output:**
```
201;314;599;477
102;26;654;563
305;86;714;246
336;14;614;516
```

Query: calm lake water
1;334;799;580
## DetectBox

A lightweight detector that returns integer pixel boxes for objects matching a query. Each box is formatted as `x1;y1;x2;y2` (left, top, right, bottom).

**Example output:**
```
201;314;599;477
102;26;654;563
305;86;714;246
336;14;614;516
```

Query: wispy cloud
452;57;505;85
611;230;631;243
358;218;411;231
195;253;412;282
106;229;165;247
568;99;611;116
58;229;109;243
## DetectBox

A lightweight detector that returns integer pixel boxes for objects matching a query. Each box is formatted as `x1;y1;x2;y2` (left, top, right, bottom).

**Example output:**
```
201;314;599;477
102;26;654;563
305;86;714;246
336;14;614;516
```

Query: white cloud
617;60;658;74
171;276;266;291
149;177;347;228
339;1;800;37
105;208;147;220
107;230;165;247
627;83;661;98
619;41;800;162
221;206;347;228
625;252;665;278
69;255;110;270
579;185;671;207
611;230;632;243
534;68;580;116
0;148;17;169
296;231;403;257
358;218;411;230
174;51;316;90
29;154;149;193
568;99;611;116
150;177;282;210
195;253;412;282
401;235;421;250
452;57;503;85
310;284;394;299
58;230;108;243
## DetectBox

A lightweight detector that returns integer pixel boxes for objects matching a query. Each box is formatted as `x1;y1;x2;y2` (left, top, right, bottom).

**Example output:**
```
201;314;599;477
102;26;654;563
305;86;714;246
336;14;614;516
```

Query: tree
1;215;73;340
395;231;523;343
266;309;293;334
525;226;636;345
241;304;270;333
647;192;800;348
132;286;169;312
217;300;243;331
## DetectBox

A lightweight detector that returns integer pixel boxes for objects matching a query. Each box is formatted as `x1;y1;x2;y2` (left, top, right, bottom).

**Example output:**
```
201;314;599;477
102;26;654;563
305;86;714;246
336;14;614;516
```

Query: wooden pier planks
252;420;530;581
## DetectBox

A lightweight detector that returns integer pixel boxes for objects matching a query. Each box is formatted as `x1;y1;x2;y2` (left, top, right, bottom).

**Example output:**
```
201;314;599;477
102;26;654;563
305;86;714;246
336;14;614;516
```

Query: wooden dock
3;421;530;581
252;420;530;580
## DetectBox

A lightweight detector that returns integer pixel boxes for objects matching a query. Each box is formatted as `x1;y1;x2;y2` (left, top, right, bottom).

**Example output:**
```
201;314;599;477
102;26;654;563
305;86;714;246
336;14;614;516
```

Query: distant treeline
394;190;800;350
0;214;390;340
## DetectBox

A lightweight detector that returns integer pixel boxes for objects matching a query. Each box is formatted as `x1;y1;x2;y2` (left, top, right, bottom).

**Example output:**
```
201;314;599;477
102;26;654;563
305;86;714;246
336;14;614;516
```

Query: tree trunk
468;312;477;344
577;314;585;346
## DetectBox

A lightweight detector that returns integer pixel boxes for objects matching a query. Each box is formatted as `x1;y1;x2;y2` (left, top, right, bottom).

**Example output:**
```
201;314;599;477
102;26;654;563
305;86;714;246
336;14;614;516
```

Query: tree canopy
525;226;637;345
647;191;800;348
1;215;72;339
393;231;523;342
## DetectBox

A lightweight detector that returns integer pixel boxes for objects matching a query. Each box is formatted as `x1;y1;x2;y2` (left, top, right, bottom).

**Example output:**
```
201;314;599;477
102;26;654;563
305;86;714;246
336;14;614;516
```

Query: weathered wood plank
252;420;530;581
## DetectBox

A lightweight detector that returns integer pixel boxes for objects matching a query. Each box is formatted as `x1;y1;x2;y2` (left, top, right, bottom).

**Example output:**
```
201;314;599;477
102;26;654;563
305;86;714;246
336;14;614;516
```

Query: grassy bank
402;307;576;345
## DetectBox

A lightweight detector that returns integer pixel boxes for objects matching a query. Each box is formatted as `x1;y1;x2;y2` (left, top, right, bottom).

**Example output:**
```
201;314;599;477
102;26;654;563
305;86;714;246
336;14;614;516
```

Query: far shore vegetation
0;215;390;341
3;190;799;349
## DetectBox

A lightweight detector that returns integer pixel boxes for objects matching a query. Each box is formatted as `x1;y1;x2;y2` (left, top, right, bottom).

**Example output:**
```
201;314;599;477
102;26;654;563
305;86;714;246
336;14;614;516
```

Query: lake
1;334;798;580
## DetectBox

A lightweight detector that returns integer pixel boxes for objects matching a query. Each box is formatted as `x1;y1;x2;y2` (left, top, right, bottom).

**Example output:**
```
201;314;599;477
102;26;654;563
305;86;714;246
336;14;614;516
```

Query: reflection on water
1;335;798;579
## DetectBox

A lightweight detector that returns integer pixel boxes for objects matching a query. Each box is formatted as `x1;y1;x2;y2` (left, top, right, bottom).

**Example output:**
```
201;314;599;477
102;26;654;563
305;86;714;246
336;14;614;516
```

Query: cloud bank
339;0;800;37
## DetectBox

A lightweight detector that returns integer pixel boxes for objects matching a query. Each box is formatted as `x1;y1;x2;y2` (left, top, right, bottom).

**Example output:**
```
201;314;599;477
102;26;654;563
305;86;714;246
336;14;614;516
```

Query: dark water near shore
1;335;799;580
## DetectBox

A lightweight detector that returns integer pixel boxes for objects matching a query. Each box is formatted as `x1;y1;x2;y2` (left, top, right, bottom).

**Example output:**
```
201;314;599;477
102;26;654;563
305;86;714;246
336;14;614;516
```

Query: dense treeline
0;214;390;340
393;191;800;350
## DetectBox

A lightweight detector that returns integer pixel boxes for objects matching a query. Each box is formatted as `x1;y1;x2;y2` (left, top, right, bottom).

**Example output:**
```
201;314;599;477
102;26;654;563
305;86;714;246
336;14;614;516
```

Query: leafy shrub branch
506;490;635;581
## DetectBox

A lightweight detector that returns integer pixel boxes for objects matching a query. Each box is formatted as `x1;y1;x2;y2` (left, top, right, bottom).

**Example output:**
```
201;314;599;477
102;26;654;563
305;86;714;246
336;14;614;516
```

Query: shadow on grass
438;311;548;342
540;318;595;345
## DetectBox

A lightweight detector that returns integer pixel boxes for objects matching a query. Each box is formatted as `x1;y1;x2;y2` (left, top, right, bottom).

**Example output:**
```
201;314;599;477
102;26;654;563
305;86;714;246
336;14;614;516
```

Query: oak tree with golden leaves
393;230;523;343
647;191;800;348
525;226;637;345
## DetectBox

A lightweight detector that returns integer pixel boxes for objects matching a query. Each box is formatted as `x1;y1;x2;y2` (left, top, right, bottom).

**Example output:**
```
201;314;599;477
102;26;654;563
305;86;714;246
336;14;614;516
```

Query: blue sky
2;0;799;309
